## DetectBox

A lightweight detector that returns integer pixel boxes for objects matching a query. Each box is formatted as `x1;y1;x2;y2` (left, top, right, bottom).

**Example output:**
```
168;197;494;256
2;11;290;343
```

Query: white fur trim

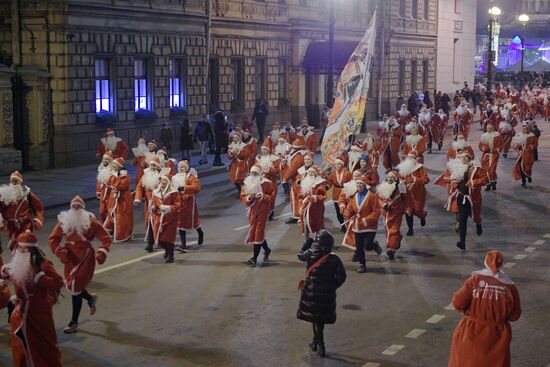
97;247;109;255
33;271;45;284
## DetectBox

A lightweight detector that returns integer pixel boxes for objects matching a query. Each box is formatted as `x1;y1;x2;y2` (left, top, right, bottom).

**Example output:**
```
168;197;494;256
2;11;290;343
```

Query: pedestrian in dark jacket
160;122;174;154
180;118;193;161
423;91;433;109
441;93;451;115
212;110;227;166
407;93;418;117
297;230;347;358
252;99;269;143
194;114;213;165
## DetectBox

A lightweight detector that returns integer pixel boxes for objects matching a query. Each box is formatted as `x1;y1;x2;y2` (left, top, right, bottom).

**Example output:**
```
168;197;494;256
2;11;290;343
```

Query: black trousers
333;202;344;225
214;135;224;164
257;120;266;143
312;322;325;344
457;194;471;245
385;148;393;170
354;232;376;265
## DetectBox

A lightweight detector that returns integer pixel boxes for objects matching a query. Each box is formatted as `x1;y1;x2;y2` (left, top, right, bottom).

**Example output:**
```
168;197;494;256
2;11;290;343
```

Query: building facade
0;0;473;172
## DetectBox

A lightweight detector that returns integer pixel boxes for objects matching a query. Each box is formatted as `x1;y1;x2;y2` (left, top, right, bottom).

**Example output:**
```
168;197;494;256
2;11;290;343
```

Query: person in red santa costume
297;122;319;154
48;196;111;333
357;155;380;187
481;103;501;132
347;142;366;173
134;156;164;230
363;132;381;169
95;128;129;160
404;116;425;136
132;139;157;185
256;141;281;220
512;123;538;187
172;160;204;253
299;166;327;240
453;102;473;139
240;165;274;266
498;116;516;159
96;151;114;223
338;170;361;251
395;104;413;130
479;124;502;191
264;122;281;153
327;158;352;233
445;152;487;250
274;137;291;194
103;157;134;242
281;138;307;223
147;175;181;262
447;134;475;161
1;230;64;367
281;121;298;143
429;109;448;152
0;171;44;252
156;147;177;177
401;126;427;164
448;250;521;367
0;255;10;311
376;171;406;260
379;116;402;171
227;132;248;196
344;175;381;272
241;129;258;170
397;152;429;237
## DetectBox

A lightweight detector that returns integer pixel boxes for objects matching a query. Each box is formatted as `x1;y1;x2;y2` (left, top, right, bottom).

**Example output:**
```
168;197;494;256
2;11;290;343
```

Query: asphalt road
0;121;549;367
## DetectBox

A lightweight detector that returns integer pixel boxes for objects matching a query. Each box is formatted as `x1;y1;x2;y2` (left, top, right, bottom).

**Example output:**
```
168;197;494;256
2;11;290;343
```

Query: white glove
160;205;171;213
120;170;128;177
398;181;407;194
133;200;140;206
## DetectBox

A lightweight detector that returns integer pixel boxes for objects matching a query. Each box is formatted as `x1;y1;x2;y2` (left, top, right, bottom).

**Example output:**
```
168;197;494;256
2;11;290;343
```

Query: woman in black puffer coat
297;230;347;358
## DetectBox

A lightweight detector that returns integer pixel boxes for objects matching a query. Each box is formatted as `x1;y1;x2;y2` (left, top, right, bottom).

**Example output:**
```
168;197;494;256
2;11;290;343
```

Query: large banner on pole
321;12;377;170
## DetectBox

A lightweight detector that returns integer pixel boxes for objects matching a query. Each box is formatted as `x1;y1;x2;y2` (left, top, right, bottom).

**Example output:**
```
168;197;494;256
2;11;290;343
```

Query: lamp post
327;1;335;108
487;5;501;94
518;13;529;73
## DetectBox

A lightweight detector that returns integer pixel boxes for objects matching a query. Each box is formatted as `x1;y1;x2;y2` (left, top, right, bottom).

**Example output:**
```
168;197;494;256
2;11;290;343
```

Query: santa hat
102;151;114;160
10;171;23;183
484;250;504;274
277;136;287;143
292;138;305;148
147;140;157;147
461;151;473;160
178;160;189;168
233;132;242;139
106;128;114;135
149;156;162;167
456;134;465;140
16;230;38;248
304;152;314;160
387;170;399;180
334;158;344;165
112;157;125;167
250;165;262;175
351;143;363;152
261;140;271;151
307;165;319;175
356;175;369;184
70;195;85;208
273;122;280;129
301;121;310;128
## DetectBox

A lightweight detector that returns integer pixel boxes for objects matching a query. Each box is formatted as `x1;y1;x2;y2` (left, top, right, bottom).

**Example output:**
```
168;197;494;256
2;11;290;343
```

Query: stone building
0;0;474;172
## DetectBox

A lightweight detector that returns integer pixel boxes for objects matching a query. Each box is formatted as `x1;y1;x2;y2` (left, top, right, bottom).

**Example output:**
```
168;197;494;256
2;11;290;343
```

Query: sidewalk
1;153;230;209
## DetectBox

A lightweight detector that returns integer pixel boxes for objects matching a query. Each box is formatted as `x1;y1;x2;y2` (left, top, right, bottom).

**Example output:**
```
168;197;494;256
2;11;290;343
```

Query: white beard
97;166;113;184
104;136;119;152
243;175;262;195
364;137;374;152
405;121;417;133
499;121;512;132
144;151;156;163
342;180;358;198
132;143;148;157
141;169;160;190
376;181;396;200
348;151;362;169
258;155;273;172
512;133;528;146
229;141;245;156
448;159;469;181
480;131;498;149
270;129;280;144
275;143;289;157
406;134;422;147
419;112;431;123
300;175;322;196
0;184;27;205
58;208;92;235
7;251;33;287
500;109;509;118
456;106;465;116
397;158;418;177
398;108;409;117
378;120;388;130
438;112;446;119
171;173;188;188
452;139;467;151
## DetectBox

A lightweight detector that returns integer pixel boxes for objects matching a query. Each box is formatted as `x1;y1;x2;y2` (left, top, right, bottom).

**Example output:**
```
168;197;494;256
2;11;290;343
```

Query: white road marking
444;303;455;311
534;240;546;245
273;212;292;220
94;241;198;275
362;363;381;367
426;315;446;324
381;344;404;355
525;247;536;253
503;262;516;268
514;254;528;260
544;234;550;238
233;224;250;231
405;329;426;339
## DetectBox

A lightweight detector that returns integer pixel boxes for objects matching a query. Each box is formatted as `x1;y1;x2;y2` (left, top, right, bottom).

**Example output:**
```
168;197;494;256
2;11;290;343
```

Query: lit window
134;59;149;111
95;59;111;112
169;59;187;108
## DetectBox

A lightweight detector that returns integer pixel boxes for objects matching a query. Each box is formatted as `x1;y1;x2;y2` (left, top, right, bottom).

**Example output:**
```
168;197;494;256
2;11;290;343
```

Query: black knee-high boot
197;227;204;245
177;230;187;252
71;294;84;324
316;323;326;357
310;324;318;351
405;214;414;236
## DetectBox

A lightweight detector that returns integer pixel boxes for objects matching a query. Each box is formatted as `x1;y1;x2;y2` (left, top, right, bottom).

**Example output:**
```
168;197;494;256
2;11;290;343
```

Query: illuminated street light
518;14;530;73
487;4;501;93
488;6;502;16
518;13;530;24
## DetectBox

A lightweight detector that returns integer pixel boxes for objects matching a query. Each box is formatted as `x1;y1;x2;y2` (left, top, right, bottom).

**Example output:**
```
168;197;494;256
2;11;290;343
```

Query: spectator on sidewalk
441;93;451;115
423;91;433;109
194;114;213;165
212;110;227;166
160;122;174;154
407;93;418;117
252;99;269;143
395;95;405;112
180;117;194;161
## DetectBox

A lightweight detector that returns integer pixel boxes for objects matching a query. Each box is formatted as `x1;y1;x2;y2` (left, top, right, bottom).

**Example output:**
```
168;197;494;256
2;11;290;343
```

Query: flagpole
377;1;385;118
327;0;335;108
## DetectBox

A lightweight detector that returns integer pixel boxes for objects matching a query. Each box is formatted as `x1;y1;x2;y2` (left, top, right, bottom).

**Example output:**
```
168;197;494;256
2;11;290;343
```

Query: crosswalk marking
444;303;455;311
514;254;528;260
544;234;550;238
525;247;536;253
381;345;404;355
362;363;381;367
534;240;545;245
426;314;446;324
405;329;426;339
503;262;516;269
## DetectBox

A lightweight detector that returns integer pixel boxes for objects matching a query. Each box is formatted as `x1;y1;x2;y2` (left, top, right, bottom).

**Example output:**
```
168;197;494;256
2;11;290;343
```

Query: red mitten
96;251;107;265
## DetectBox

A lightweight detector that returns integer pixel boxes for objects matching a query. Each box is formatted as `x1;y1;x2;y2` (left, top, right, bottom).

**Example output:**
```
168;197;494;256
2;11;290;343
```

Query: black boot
197;228;204;245
521;178;526;187
476;223;483;236
235;183;242;197
387;249;395;260
405;214;414;236
176;230;187;253
485;184;491;191
491;181;497;191
456;241;466;250
318;343;326;358
268;211;274;221
438;142;443;150
285;217;298;224
165;244;174;263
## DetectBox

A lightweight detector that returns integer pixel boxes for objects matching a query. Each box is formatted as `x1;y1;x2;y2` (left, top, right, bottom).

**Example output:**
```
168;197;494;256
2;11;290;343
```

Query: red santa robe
447;140;475;161
103;170;134;242
395;108;412;129
133;150;156;187
379;122;402;170
401;134;427;164
454;108;473;139
344;188;380;245
298;128;319;154
281;149;306;219
338;180;358;249
479;131;502;183
376;182;406;251
430;112;448;145
498;120;516;155
347;147;365;173
299;177;327;235
445;161;487;224
398;161;430;220
328;168;353;203
0;185;44;249
96;164;113;223
240;177;274;244
171;169;202;231
242;138;258;170
96;136;129;159
228;141;248;185
364;135;382;169
135;167;162;227
48;210;112;295
481;109;501;131
0;256;10;309
2;259;64;367
512;132;538;180
256;154;281;214
449;268;521;367
148;185;181;246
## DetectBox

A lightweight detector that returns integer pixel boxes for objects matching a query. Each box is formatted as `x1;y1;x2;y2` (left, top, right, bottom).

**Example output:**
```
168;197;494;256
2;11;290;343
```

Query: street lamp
487;5;501;94
518;13;530;73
